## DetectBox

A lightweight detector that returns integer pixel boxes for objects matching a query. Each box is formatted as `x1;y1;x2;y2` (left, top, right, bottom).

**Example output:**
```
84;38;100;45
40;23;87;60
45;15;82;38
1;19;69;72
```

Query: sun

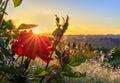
32;27;42;34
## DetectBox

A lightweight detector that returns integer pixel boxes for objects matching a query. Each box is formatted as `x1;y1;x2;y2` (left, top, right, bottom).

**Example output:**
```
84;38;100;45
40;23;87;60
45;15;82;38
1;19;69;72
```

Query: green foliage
18;23;38;30
52;28;63;39
34;66;46;76
62;72;86;78
72;42;76;49
1;20;15;30
0;19;32;82
47;64;58;71
109;48;120;67
12;0;23;7
0;4;87;82
36;71;48;77
0;0;4;12
0;65;10;72
62;65;72;73
0;0;2;4
84;52;96;58
69;55;86;67
110;58;120;67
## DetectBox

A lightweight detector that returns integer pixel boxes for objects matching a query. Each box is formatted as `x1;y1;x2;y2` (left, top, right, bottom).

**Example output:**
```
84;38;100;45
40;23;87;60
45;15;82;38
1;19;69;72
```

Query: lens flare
32;27;42;34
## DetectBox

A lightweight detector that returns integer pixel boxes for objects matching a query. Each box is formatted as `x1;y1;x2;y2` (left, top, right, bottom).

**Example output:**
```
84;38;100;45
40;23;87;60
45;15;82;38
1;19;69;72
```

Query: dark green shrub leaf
34;66;45;75
69;55;86;67
109;48;120;67
62;65;72;73
36;71;48;77
47;64;57;72
0;0;2;4
0;65;10;72
62;72;86;78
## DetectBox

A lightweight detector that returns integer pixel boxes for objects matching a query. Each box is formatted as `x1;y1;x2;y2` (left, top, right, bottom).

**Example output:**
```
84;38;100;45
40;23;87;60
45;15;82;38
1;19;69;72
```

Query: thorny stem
15;56;21;62
22;58;31;75
40;16;69;83
39;36;63;83
21;55;24;64
0;0;9;27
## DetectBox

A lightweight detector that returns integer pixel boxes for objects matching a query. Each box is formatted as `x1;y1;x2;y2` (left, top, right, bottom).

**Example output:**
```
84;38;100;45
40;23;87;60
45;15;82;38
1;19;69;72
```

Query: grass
29;58;120;83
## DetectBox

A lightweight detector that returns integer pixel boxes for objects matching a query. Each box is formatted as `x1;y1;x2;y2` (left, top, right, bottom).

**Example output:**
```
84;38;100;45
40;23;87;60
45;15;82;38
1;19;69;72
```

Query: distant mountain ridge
63;35;120;49
64;34;120;39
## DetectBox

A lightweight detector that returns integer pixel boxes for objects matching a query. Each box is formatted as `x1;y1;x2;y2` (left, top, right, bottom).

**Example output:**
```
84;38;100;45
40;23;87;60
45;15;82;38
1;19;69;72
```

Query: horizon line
40;32;120;35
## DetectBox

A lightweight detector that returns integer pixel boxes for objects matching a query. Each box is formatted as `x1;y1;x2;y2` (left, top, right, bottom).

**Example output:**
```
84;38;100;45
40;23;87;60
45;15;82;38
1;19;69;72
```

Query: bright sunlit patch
32;27;42;34
13;19;29;28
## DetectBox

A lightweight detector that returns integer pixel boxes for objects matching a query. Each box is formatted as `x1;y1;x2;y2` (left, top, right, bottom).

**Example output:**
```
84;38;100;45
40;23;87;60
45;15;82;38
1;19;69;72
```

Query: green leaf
62;72;86;78
0;0;2;4
6;20;14;30
73;72;86;78
34;66;48;77
109;48;120;67
34;66;45;75
110;58;120;67
18;23;38;29
0;7;3;12
85;52;96;58
52;28;63;38
36;71;48;77
12;0;23;7
47;64;57;72
69;55;86;67
5;33;12;39
0;65;10;72
0;1;5;8
62;65;72;73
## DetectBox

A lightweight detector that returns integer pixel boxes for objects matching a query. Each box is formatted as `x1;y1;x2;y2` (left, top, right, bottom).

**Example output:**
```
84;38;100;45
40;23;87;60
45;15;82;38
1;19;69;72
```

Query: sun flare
32;27;42;34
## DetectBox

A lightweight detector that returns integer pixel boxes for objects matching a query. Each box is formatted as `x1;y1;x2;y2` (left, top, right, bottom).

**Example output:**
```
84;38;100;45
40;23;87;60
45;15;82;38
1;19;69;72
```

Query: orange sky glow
5;0;120;35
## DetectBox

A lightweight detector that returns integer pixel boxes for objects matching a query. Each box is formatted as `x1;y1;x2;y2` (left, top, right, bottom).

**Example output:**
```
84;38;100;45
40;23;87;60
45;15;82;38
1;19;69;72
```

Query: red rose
11;40;23;55
12;31;54;63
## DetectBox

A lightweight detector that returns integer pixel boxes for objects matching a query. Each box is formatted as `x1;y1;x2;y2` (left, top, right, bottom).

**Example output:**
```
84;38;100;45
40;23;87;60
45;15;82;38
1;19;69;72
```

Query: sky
5;0;120;35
